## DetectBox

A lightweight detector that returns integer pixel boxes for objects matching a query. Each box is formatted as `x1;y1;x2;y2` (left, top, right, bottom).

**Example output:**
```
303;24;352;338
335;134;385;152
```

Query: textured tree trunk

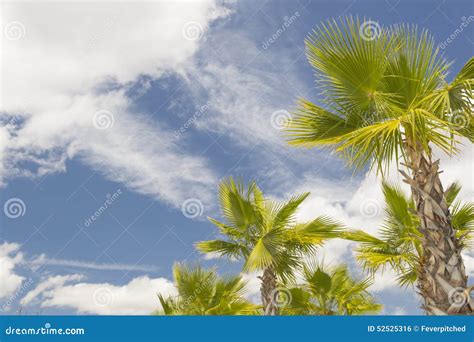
401;136;473;315
259;266;279;315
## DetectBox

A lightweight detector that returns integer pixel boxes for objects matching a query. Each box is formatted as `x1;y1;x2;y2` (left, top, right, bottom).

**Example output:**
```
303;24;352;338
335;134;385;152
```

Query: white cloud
0;1;230;207
20;274;84;306
462;252;474;278
0;242;24;299
241;272;262;303
25;275;176;315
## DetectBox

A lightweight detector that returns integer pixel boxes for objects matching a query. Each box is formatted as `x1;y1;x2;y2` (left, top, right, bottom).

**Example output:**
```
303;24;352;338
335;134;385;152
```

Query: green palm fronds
282;263;382;315
343;182;474;286
155;263;258;315
196;177;344;283
286;16;473;173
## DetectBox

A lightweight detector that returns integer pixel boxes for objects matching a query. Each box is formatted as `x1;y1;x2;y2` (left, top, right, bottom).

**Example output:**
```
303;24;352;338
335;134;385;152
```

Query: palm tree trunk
260;266;279;315
401;137;473;315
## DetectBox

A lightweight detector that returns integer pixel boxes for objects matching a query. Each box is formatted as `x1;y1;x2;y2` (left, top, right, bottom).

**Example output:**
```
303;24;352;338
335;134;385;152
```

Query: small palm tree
343;182;474;312
286;16;473;314
155;263;258;315
283;263;382;315
196;177;343;315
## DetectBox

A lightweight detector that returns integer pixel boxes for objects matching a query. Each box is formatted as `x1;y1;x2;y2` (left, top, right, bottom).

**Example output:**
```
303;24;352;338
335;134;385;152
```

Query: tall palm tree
286;16;473;314
343;182;474;312
155;263;258;315
283;263;382;315
196;177;343;315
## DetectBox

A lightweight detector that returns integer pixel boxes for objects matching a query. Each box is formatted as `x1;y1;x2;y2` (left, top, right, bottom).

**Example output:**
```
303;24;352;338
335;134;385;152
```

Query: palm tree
343;182;474;313
286;16;473;314
196;177;343;315
282;263;382;315
155;263;258;315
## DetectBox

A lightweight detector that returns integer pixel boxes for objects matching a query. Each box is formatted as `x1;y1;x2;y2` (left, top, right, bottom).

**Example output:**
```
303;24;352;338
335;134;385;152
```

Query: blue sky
1;0;473;315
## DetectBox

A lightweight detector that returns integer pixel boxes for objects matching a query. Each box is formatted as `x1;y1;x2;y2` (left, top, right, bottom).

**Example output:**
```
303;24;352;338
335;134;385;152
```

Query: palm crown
196;177;342;281
196;177;343;314
287;17;473;172
155;263;258;315
343;182;474;287
283;263;382;315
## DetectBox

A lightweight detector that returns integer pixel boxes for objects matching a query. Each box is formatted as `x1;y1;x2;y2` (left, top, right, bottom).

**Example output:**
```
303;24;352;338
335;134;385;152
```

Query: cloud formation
0;242;24;299
1;1;229;207
23;275;176;315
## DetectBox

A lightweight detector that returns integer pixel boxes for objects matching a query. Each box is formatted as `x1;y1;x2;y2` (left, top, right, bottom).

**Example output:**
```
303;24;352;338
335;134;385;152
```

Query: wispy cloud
0;1;230;207
30;255;159;273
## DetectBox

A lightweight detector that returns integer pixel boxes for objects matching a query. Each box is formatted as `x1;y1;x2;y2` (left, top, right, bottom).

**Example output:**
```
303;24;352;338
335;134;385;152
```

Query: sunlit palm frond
195;239;249;260
288;263;382;315
306;16;397;116
271;192;310;230
287;216;344;252
156;264;258;315
218;177;259;230
286;16;471;173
